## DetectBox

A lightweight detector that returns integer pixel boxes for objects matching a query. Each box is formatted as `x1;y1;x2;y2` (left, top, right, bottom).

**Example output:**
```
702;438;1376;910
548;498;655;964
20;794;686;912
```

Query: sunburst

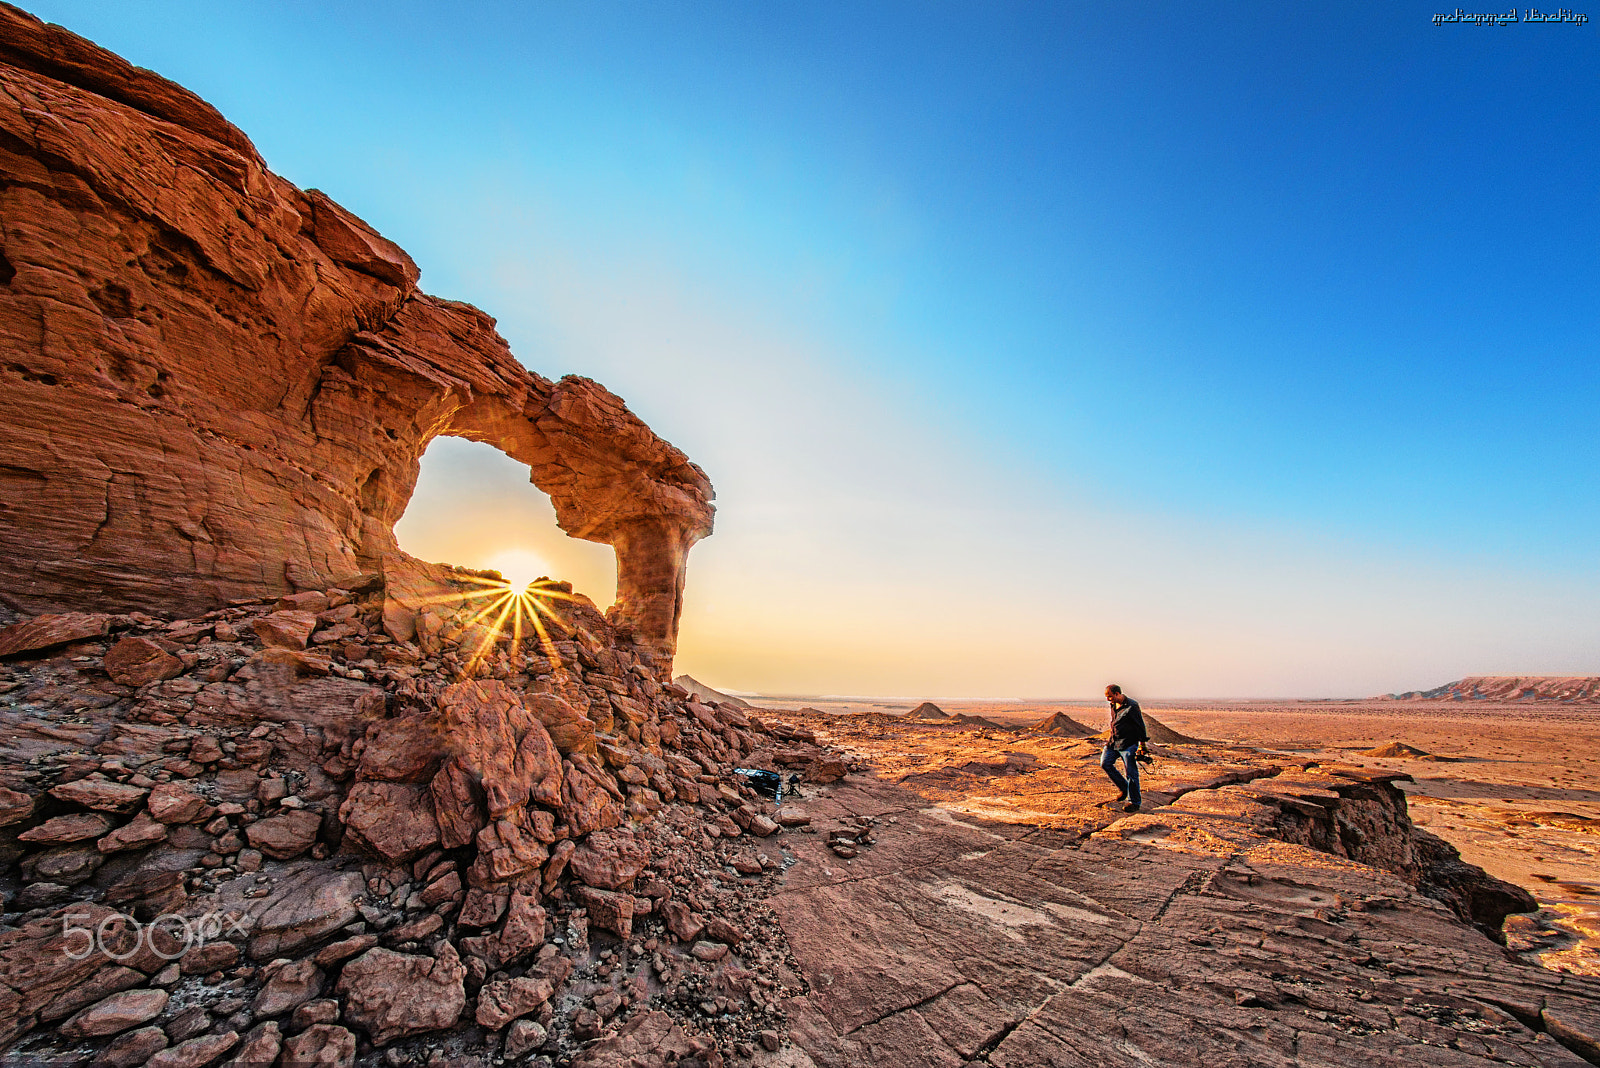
402;571;585;676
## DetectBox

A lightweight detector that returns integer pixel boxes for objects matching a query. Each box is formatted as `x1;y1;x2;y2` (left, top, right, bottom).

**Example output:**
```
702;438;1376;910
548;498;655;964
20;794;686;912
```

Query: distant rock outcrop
949;713;1006;729
672;675;752;708
903;702;948;720
1384;677;1600;703
1362;742;1430;758
1030;711;1097;737
1091;713;1207;745
0;3;712;668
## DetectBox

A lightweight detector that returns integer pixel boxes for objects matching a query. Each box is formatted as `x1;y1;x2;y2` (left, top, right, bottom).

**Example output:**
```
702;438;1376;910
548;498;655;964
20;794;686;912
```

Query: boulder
456;683;566;809
339;782;439;862
18;812;115;843
474;975;554;1029
337;944;466;1046
252;959;324;1017
145;1031;238;1068
486;889;547;968
356;715;444;783
249;872;364;959
803;758;847;784
39;965;145;1023
180;942;239;976
221;1023;280;1068
97;813;170;853
0;785;35;826
146;783;209;824
524;692;598;756
559;760;623;837
0;613;109;657
94;1026;169;1068
49;779;149;812
504;1020;548;1058
0;905;134;1044
245;810;322;860
20;845;103;885
103;637;184;687
573;886;634;939
568;831;649;890
251;611;317;650
279;1024;355;1068
60;988;169;1038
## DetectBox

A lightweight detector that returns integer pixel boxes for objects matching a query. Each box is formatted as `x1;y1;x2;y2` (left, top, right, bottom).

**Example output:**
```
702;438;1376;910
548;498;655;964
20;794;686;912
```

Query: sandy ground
755;695;1600;976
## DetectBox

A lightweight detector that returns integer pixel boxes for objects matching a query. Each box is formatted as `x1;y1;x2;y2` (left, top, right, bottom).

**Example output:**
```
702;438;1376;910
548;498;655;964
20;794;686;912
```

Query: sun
486;548;551;591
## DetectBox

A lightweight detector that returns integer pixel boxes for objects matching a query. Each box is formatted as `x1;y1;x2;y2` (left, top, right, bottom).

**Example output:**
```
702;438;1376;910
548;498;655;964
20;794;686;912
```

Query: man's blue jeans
1100;743;1140;806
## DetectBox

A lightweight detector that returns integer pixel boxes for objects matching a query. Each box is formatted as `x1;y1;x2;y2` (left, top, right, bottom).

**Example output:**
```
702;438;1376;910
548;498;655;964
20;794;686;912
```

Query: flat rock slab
772;771;1600;1068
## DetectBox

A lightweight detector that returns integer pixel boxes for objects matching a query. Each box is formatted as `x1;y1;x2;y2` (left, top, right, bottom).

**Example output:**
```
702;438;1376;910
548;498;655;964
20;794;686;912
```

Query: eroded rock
337;943;466;1046
0;4;713;665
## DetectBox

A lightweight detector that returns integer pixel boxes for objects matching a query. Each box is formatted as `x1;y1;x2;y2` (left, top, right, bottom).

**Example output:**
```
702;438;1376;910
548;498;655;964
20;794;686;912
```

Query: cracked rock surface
753;710;1600;1067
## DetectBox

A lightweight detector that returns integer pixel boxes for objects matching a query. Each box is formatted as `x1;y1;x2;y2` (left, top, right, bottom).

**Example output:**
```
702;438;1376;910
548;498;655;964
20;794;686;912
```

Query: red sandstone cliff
0;2;712;666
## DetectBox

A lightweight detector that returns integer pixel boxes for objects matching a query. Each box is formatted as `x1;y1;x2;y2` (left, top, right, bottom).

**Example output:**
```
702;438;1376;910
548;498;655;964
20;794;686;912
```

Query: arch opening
395;436;617;608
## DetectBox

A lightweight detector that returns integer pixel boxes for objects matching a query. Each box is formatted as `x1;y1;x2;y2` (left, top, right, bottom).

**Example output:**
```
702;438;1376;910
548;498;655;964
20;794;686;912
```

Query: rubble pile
0;559;836;1067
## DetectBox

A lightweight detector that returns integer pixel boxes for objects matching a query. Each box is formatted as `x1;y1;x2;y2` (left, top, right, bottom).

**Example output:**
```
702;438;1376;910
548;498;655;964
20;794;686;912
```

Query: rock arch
0;5;712;666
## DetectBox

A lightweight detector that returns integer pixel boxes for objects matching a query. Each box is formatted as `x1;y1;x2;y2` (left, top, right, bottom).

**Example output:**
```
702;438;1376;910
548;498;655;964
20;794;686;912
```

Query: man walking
1101;684;1147;812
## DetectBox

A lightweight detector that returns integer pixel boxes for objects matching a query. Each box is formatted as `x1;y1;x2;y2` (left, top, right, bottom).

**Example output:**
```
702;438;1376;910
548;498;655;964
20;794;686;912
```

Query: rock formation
1385;677;1600;703
1362;741;1432;758
903;702;947;720
0;2;712;667
0;566;799;1063
1029;710;1095;736
4;9;1600;1068
672;677;751;709
1091;711;1206;745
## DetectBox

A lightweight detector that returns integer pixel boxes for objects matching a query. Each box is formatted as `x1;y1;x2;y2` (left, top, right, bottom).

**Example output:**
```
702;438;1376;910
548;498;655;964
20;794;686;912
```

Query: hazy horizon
36;1;1600;699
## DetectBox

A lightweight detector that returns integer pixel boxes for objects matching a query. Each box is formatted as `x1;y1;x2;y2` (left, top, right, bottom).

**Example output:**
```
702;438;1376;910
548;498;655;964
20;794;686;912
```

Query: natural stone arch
324;311;716;665
0;6;713;669
394;436;618;603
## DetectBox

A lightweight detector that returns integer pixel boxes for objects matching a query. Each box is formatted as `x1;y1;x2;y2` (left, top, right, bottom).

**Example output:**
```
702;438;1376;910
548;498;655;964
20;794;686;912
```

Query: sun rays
405;570;587;677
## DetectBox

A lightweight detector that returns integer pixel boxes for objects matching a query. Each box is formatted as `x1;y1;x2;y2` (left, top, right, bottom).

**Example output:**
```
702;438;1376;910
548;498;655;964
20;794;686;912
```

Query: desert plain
766;694;1600;976
2;5;1599;1066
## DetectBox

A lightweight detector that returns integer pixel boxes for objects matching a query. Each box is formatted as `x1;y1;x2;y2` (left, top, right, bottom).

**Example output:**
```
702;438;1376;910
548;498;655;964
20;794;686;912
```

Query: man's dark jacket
1109;697;1148;749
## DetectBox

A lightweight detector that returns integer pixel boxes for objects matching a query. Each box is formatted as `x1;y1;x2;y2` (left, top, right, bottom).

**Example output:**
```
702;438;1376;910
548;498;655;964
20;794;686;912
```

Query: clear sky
30;1;1599;698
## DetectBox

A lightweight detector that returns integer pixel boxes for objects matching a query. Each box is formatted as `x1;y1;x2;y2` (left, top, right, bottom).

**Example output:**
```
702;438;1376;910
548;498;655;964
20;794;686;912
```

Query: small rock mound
1091;714;1207;745
904;702;948;720
1030;712;1096;737
949;713;1006;729
1362;742;1431;758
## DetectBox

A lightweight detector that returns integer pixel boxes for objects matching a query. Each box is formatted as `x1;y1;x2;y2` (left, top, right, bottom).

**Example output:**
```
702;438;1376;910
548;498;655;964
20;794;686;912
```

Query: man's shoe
1121;802;1140;812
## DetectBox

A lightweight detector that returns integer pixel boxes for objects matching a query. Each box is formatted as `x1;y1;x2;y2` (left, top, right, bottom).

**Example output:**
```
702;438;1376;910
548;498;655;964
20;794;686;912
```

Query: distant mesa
1382;676;1600;703
673;675;752;708
904;702;949;720
1030;711;1097;738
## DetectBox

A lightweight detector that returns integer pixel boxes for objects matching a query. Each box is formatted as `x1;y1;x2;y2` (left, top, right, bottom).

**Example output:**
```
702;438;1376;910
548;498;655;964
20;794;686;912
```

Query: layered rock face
0;2;712;665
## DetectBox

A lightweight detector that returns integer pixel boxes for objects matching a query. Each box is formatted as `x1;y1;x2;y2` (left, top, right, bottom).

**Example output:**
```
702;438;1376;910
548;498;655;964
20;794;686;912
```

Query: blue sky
31;1;1599;696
